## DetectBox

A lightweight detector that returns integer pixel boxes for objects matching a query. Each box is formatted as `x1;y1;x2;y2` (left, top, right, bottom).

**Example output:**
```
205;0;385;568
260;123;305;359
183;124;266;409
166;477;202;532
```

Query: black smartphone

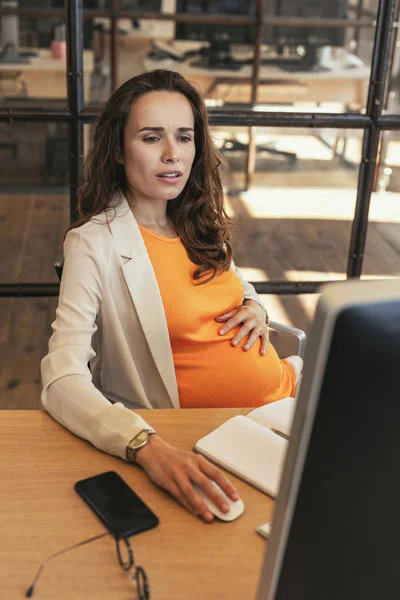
74;471;159;538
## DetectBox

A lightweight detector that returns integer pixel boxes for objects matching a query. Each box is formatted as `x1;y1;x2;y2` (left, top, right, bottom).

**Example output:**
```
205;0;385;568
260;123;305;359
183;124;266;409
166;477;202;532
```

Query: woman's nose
161;140;179;164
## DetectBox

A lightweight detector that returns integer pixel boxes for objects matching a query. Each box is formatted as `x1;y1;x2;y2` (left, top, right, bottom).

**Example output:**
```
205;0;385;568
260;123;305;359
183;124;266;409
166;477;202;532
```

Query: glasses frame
25;531;150;600
116;535;150;600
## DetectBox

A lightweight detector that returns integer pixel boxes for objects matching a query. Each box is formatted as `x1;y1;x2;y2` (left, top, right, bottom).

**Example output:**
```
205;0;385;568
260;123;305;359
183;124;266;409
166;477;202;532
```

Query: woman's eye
143;136;160;143
179;136;192;143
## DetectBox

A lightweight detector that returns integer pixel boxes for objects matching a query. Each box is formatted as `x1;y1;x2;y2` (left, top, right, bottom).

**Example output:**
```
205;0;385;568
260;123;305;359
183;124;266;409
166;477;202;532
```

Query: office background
0;0;399;410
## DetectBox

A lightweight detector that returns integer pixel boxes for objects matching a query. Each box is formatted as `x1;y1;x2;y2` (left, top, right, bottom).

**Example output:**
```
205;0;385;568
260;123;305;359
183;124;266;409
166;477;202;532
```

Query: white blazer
41;196;265;460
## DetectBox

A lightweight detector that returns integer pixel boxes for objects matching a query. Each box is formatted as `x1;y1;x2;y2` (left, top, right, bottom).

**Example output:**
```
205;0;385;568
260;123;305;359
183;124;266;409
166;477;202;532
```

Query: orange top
139;225;295;408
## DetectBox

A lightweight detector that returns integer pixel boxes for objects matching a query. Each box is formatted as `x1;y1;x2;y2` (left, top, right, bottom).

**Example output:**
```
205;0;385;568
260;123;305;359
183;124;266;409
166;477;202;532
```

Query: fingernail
232;339;238;347
222;503;230;513
232;492;240;501
205;512;214;522
244;344;249;351
262;349;266;355
220;328;226;335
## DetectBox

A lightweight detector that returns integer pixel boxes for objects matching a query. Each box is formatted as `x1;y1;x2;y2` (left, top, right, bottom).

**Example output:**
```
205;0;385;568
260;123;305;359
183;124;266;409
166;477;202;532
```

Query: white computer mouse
193;481;245;521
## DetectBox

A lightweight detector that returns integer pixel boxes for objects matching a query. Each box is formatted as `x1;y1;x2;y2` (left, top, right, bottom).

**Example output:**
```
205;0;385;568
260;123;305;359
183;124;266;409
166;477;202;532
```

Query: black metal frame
0;0;399;297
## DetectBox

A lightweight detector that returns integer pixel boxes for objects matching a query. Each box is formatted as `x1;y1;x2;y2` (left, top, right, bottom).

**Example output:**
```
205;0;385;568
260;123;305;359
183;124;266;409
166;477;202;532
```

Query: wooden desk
0;409;271;600
0;49;94;101
144;44;370;107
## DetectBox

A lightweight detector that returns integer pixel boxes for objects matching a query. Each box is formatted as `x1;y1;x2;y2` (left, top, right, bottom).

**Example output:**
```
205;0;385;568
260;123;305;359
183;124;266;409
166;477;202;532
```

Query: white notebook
194;397;296;498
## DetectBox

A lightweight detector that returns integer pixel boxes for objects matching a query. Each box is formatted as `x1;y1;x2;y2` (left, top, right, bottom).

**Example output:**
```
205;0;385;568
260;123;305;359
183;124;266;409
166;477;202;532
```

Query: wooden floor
1;162;400;409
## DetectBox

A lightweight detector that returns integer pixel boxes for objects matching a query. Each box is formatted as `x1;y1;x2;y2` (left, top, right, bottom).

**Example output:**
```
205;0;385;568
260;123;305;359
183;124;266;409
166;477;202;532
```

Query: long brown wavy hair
69;69;233;282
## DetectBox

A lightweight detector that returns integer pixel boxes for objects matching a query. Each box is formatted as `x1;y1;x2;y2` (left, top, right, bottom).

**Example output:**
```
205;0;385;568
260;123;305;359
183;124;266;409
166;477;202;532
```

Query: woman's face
120;91;197;204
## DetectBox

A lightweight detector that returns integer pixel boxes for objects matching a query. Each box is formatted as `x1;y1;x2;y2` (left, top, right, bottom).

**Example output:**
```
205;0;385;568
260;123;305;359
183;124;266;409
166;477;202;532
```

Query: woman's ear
116;151;124;165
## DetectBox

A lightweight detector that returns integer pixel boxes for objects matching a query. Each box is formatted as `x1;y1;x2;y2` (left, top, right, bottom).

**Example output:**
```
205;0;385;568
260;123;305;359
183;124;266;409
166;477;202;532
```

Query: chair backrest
54;260;64;282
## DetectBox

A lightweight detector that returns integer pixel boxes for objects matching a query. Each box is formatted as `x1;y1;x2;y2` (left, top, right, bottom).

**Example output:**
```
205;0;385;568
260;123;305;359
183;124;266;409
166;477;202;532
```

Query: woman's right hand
135;434;240;522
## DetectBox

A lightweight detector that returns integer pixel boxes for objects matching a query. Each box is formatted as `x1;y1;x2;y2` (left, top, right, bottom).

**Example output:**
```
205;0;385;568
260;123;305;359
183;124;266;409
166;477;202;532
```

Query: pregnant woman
41;69;301;523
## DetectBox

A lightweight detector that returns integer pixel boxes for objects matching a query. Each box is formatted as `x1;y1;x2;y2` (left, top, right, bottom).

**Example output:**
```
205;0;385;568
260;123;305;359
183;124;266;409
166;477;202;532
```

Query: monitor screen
176;0;348;47
175;0;348;71
175;0;256;46
256;280;400;599
120;0;162;9
264;0;348;48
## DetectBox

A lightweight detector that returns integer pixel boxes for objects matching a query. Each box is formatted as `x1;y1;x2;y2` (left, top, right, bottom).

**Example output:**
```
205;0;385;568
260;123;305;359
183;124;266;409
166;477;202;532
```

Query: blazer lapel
107;198;180;408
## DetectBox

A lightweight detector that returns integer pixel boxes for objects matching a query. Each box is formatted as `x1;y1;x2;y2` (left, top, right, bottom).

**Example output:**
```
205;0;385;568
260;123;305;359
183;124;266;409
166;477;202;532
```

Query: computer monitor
256;279;400;599
263;0;349;70
265;0;348;48
175;0;257;71
175;0;348;71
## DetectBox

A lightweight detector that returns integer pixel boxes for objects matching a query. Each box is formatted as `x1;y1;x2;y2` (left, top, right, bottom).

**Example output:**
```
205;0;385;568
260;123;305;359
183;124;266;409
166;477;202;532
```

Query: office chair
54;259;306;359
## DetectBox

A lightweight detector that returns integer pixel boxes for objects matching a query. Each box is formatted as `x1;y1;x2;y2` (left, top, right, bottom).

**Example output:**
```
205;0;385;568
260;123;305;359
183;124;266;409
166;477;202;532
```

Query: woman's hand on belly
135;434;240;522
215;299;269;355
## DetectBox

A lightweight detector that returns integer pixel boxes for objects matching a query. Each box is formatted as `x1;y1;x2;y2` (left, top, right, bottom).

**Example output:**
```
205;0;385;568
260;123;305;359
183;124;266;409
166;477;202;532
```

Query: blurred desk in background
0;48;94;101
145;48;370;107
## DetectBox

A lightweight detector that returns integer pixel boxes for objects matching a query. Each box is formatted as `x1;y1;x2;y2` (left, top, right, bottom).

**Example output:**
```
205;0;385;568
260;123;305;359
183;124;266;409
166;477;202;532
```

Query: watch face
132;430;148;448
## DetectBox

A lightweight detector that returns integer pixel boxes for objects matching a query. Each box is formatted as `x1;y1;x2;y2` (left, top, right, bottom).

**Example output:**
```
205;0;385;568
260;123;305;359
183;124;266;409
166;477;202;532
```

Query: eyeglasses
25;531;150;599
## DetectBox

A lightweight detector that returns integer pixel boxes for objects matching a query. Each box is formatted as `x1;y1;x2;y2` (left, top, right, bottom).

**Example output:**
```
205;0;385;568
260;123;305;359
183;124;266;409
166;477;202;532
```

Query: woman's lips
155;171;183;185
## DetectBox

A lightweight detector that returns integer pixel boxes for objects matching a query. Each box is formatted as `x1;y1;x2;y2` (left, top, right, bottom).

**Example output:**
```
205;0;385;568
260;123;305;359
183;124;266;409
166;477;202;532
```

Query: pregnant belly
173;333;294;409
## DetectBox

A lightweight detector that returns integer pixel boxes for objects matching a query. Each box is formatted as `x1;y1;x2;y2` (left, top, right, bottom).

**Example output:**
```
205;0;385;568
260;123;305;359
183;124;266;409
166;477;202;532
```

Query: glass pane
252;44;372;112
217;126;363;289
118;19;171;88
256;2;376;112
114;2;376;109
0;297;58;409
383;25;400;115
1;3;68;108
0;121;69;187
0;188;65;408
0;191;69;284
361;133;400;280
84;16;111;105
0;186;65;409
117;16;195;91
0;3;106;108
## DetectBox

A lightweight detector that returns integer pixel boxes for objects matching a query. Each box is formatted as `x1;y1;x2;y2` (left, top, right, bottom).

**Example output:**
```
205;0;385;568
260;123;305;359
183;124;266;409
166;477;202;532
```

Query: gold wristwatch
126;428;156;463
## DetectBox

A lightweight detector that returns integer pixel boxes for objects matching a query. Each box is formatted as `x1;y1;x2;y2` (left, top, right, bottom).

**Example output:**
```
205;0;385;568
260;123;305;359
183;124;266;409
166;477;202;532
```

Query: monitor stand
189;41;244;72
